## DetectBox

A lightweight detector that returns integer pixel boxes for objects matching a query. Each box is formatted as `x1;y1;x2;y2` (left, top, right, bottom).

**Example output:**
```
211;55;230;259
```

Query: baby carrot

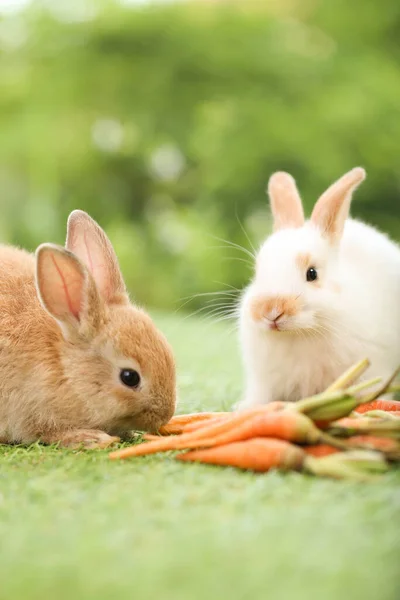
181;416;228;434
176;412;343;449
355;399;400;414
346;435;400;460
305;445;340;457
176;438;306;472
156;425;184;436
156;406;283;437
177;439;387;480
158;412;229;435
163;412;228;424
144;417;228;438
110;411;345;460
181;402;285;434
109;405;303;460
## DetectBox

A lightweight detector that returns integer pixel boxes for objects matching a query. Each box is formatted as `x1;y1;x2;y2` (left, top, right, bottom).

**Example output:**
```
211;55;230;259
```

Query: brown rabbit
0;210;176;448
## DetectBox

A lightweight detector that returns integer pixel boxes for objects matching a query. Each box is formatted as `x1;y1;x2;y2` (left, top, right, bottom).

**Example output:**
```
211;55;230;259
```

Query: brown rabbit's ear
66;210;127;305
267;171;305;231
35;244;101;338
311;167;366;242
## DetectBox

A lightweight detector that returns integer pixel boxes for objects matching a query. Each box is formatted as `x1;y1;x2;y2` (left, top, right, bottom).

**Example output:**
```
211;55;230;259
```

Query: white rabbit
239;167;400;408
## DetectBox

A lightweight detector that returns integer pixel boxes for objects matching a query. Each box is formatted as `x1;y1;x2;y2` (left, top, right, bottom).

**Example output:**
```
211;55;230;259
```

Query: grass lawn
0;313;399;600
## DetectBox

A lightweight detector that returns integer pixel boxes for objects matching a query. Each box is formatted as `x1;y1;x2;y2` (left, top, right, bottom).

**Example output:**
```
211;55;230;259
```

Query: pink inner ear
49;254;82;320
82;229;112;301
83;229;95;274
37;247;85;322
66;211;125;304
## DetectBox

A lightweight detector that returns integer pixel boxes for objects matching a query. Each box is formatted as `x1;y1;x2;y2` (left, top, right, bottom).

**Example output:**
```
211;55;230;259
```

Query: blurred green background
1;0;399;310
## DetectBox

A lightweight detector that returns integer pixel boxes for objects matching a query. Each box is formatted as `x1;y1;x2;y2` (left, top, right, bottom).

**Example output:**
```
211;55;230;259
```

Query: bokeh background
1;0;399;311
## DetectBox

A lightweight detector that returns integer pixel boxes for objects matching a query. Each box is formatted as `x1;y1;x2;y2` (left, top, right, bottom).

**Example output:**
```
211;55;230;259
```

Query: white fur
239;217;400;406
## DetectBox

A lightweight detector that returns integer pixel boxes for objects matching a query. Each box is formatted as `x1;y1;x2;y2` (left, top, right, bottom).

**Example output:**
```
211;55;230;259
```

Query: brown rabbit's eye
120;369;141;388
306;267;318;282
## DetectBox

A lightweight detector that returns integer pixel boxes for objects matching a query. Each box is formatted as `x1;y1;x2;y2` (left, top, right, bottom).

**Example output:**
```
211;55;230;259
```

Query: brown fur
268;172;305;231
295;252;311;271
250;295;300;322
0;212;176;448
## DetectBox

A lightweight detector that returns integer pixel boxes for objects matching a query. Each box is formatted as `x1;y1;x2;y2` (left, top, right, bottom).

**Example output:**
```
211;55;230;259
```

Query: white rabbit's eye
120;369;141;388
306;267;318;282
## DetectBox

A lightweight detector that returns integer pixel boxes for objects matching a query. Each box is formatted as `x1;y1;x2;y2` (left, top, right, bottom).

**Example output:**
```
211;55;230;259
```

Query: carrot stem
318;432;350;450
304;450;387;481
329;418;400;439
347;377;382;396
359;410;400;420
324;358;370;393
357;366;400;405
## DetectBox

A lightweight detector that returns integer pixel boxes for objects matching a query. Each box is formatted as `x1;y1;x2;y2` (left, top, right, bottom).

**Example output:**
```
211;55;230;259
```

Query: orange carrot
346;435;400;459
355;399;400;414
157;425;185;436
164;412;228;424
176;438;306;472
156;416;228;437
110;411;345;460
177;439;388;480
175;412;335;449
181;416;228;434
181;402;286;434
158;412;229;435
110;404;287;460
305;445;340;457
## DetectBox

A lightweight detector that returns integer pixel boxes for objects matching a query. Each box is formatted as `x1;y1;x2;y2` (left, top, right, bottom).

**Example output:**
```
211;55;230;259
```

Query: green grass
0;314;399;600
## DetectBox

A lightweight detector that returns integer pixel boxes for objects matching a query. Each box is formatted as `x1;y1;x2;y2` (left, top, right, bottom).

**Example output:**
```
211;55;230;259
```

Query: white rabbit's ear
35;244;101;337
267;172;305;231
66;210;127;305
311;168;366;242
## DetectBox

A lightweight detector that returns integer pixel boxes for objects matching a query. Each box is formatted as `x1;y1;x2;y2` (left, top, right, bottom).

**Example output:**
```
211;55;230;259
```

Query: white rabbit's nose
266;310;284;330
249;294;300;324
265;308;284;323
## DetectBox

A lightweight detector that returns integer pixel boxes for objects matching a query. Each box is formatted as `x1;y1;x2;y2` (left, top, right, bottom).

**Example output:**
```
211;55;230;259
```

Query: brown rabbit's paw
53;429;121;449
